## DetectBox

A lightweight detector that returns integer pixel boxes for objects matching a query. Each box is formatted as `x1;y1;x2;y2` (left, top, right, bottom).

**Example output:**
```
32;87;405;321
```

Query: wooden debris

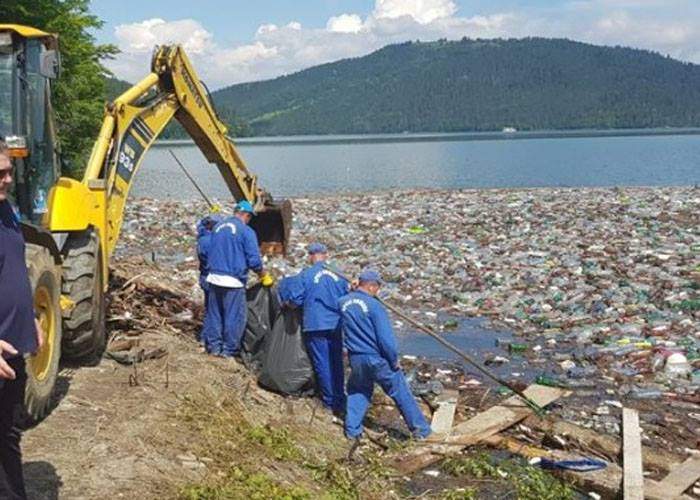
622;407;644;500
521;415;682;474
445;385;566;446
653;457;700;498
431;389;458;436
394;384;567;474
484;435;694;500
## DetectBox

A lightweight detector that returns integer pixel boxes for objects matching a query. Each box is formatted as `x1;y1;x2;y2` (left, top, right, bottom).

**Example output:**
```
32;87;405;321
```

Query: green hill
102;77;250;139
104;76;132;101
212;37;700;136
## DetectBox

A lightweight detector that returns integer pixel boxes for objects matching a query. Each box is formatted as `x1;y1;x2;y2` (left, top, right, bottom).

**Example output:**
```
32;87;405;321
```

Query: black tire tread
61;231;106;361
23;244;62;424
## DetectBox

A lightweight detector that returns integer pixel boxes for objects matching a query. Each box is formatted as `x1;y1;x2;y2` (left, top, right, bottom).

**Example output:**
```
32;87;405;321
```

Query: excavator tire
61;231;106;364
24;244;62;424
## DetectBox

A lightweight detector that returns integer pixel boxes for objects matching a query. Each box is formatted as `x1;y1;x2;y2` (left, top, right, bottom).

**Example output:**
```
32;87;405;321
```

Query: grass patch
307;461;358;499
439;489;477;500
245;425;304;462
442;453;576;500
180;466;311;500
306;447;394;499
171;387;396;499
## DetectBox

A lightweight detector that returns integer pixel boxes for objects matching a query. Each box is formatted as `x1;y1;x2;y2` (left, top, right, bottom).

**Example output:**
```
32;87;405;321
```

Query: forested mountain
104;77;131;101
103;77;250;139
213;37;700;136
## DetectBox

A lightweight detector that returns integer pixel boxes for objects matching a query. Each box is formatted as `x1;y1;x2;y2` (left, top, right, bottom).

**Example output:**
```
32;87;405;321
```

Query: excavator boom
49;44;291;266
2;25;291;423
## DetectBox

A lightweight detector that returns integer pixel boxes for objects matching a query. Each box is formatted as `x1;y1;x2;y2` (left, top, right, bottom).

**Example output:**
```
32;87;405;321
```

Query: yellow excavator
0;24;291;422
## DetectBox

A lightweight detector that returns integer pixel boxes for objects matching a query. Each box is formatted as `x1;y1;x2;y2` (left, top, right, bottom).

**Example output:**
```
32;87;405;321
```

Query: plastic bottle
508;343;528;353
535;375;568;388
629;388;662;400
665;353;691;378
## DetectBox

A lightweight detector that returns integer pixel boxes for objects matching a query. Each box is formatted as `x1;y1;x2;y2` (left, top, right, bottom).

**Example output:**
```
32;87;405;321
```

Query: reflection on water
133;133;700;200
396;317;544;384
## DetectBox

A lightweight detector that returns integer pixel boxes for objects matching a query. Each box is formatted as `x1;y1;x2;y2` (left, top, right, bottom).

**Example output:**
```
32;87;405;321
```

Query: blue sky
94;0;700;88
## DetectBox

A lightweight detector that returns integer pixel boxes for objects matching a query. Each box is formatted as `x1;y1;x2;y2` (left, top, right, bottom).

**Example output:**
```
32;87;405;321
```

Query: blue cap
308;242;328;254
358;268;383;284
235;200;256;215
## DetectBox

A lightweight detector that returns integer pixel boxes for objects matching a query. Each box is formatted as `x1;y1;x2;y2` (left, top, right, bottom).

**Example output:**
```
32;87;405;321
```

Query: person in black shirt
0;140;44;500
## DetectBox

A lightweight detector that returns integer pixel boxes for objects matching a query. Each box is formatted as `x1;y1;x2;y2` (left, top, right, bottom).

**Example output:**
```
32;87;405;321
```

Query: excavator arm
47;45;291;276
2;27;291;417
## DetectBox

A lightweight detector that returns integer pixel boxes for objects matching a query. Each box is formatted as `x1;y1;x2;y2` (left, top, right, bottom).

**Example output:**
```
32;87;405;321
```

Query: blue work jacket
196;216;221;287
0;201;37;355
295;262;349;332
278;273;305;305
207;216;262;284
339;290;398;368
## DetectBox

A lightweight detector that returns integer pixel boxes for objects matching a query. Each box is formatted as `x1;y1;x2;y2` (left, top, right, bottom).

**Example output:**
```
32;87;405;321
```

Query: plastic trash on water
665;353;691;378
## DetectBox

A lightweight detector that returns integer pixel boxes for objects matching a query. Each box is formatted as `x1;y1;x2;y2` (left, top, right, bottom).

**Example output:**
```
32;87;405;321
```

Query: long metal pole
168;149;215;209
326;265;546;414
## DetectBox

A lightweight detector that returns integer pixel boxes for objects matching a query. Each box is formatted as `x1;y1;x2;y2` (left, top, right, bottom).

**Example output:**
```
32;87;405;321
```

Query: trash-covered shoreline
116;186;699;458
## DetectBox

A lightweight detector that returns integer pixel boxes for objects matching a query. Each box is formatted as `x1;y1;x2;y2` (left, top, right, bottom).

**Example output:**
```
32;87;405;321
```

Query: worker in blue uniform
196;214;221;345
201;201;273;357
339;269;431;440
292;243;349;414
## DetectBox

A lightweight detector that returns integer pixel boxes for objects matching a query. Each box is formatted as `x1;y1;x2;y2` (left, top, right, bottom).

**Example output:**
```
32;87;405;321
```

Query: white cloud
106;0;700;89
114;18;213;54
327;14;364;33
373;0;457;24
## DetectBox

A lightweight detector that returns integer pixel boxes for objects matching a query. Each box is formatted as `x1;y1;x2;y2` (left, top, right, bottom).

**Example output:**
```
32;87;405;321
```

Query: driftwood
393;384;568;474
483;434;694;500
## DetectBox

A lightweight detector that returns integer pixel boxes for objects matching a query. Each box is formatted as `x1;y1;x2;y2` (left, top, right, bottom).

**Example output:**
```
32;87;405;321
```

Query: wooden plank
521;415;682;474
622;408;644;500
431;390;458;436
483;435;694;500
654;457;700;498
444;384;567;445
393;384;567;474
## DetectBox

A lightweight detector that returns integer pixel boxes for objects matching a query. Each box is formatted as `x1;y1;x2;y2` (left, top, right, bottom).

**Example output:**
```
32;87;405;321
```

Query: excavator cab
0;25;61;225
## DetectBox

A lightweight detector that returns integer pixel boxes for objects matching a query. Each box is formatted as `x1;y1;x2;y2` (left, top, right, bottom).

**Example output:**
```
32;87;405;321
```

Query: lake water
133;132;700;199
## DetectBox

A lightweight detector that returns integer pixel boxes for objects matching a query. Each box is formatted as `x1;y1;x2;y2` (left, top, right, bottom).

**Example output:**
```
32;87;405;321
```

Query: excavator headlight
6;135;29;158
0;32;12;47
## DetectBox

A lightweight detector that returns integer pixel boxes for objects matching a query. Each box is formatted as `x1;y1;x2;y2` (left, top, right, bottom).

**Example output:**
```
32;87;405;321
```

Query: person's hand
0;340;18;380
34;318;45;354
261;272;275;287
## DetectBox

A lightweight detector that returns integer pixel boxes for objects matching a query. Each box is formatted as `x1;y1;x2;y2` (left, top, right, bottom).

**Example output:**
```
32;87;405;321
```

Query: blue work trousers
201;285;246;356
345;354;431;439
198;284;209;345
304;329;346;412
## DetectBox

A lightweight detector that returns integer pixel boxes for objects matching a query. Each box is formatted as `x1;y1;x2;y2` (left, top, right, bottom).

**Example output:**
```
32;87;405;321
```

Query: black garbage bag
240;284;275;369
258;304;314;395
240;282;314;395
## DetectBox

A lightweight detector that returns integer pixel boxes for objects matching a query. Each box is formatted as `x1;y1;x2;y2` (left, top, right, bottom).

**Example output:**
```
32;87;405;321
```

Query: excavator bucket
250;199;293;256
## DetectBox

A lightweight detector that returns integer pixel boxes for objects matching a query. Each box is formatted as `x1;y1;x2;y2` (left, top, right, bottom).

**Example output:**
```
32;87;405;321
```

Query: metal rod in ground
168;149;215;209
324;264;546;415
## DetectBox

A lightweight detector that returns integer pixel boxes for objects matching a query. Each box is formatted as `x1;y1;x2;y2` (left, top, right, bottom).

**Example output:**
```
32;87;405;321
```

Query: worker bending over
339;269;431;440
294;243;349;415
202;201;273;357
196;214;221;344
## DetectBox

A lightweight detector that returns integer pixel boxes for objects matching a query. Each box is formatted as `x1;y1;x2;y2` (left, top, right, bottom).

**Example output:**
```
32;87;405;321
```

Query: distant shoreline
156;127;700;147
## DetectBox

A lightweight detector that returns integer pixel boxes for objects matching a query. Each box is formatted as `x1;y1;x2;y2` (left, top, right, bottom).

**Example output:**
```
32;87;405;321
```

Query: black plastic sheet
242;284;314;395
